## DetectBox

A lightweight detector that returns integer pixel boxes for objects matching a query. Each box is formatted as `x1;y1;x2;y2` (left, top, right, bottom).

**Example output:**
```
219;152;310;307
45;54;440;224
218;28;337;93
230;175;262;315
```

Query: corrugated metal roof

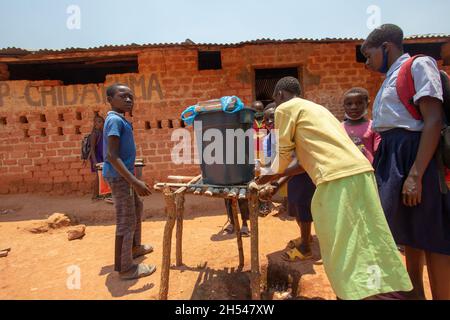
0;34;448;57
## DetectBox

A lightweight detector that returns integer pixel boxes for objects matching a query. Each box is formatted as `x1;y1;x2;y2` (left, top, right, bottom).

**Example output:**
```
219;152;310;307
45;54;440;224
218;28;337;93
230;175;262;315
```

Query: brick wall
0;40;449;194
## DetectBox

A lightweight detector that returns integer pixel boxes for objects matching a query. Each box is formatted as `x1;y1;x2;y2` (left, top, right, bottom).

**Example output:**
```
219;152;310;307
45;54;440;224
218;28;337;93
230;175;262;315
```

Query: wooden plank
167;175;196;182
174;175;202;194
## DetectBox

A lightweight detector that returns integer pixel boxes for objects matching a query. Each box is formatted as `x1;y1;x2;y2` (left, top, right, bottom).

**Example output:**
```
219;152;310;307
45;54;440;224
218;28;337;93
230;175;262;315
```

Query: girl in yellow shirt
257;77;412;300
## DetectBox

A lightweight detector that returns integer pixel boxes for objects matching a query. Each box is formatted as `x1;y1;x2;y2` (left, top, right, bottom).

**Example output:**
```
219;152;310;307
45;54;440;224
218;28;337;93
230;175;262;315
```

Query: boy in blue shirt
103;83;155;280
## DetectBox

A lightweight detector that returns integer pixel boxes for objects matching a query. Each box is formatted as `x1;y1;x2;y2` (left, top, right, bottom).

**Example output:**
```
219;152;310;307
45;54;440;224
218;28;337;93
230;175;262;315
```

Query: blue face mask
378;47;389;74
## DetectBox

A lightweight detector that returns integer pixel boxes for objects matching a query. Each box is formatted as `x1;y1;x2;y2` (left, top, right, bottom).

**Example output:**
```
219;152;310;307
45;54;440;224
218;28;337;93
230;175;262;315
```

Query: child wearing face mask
342;87;381;164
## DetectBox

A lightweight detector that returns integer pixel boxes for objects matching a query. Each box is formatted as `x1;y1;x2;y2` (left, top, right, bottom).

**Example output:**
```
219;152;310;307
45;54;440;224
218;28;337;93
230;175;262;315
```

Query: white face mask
345;110;368;121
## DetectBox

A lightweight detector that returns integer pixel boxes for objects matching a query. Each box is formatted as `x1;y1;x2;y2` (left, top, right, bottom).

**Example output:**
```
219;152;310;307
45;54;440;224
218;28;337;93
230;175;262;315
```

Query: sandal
224;223;234;234
282;247;312;262
287;238;301;249
240;225;250;237
287;236;313;249
119;263;156;280
132;244;154;259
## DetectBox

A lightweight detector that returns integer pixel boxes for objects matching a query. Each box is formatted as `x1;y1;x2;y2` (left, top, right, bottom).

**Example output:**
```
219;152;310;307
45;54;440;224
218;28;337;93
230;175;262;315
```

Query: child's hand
259;185;275;201
134;180;152;197
402;174;422;207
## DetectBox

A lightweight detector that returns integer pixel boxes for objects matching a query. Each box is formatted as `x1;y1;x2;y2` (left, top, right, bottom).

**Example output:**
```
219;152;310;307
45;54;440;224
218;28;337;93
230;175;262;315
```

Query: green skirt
311;172;413;300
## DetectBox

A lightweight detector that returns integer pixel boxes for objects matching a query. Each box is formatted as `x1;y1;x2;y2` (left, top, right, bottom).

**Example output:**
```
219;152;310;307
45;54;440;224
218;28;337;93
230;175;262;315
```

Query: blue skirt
288;173;316;223
374;128;450;255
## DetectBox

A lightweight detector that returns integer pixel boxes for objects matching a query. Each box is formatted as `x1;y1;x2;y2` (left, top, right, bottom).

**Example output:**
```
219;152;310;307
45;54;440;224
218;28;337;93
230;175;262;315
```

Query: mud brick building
0;35;449;194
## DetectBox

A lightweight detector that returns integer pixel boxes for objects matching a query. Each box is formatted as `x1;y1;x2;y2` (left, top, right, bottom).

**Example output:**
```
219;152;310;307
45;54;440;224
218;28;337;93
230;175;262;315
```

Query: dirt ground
0;193;431;300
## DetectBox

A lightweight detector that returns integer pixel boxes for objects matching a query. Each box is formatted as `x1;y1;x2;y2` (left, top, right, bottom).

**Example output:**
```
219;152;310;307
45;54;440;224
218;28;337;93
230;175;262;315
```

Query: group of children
97;23;449;299
255;24;450;300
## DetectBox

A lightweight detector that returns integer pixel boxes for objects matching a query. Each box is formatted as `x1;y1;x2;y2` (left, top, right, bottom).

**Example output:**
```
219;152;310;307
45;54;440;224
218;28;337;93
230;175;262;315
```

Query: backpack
396;55;450;122
81;134;92;160
396;54;450;192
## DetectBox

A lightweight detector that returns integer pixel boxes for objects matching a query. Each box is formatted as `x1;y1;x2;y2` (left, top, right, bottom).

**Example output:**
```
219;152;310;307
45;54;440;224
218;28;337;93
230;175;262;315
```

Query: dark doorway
7;56;138;85
254;67;299;106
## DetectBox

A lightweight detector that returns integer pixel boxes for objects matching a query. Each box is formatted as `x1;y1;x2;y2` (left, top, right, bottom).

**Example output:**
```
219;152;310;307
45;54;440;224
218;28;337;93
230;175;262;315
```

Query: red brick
49;170;64;177
54;176;68;183
57;149;71;156
70;162;84;169
68;175;83;182
55;162;70;170
65;169;79;176
9;166;24;173
4;160;18;165
18;159;33;165
39;177;54;184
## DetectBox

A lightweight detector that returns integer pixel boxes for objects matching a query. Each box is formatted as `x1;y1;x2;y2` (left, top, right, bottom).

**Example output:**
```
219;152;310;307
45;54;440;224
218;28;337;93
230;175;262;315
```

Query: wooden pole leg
159;186;177;300
231;198;245;271
249;188;261;300
175;193;185;267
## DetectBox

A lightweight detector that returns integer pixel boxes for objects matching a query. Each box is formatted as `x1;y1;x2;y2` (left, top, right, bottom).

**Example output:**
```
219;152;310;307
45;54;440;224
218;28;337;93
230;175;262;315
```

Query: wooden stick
204;187;214;196
231;198;245;271
173;175;201;268
167;175;196;182
228;188;239;198
159;185;177;300
174;175;202;194
175;193;185;267
154;182;248;189
249;186;261;300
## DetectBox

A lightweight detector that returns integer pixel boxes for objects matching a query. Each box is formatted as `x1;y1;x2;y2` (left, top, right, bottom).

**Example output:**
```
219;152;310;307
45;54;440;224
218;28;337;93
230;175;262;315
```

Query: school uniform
103;111;143;273
372;53;450;256
263;97;412;300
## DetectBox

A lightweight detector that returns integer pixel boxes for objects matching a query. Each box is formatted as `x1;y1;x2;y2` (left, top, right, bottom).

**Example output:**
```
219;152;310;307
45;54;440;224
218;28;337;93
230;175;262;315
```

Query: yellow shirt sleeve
270;107;296;174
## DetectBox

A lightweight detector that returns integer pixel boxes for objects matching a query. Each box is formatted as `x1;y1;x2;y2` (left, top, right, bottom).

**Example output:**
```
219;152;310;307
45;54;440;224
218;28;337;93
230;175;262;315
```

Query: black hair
92;114;104;133
106;83;129;98
273;77;302;96
343;87;370;102
251;100;264;111
363;24;404;50
264;102;276;111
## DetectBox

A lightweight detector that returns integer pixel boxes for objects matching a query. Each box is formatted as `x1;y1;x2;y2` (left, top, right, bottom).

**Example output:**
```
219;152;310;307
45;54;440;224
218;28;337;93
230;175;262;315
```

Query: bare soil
0;194;431;300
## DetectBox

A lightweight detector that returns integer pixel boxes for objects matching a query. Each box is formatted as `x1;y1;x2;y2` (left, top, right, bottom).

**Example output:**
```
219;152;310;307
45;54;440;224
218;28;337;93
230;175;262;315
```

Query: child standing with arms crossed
103;83;155;280
257;76;412;300
362;24;450;299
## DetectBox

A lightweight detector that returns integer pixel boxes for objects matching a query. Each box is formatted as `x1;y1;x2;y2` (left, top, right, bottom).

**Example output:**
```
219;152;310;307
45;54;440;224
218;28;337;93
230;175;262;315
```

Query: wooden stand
156;176;261;300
